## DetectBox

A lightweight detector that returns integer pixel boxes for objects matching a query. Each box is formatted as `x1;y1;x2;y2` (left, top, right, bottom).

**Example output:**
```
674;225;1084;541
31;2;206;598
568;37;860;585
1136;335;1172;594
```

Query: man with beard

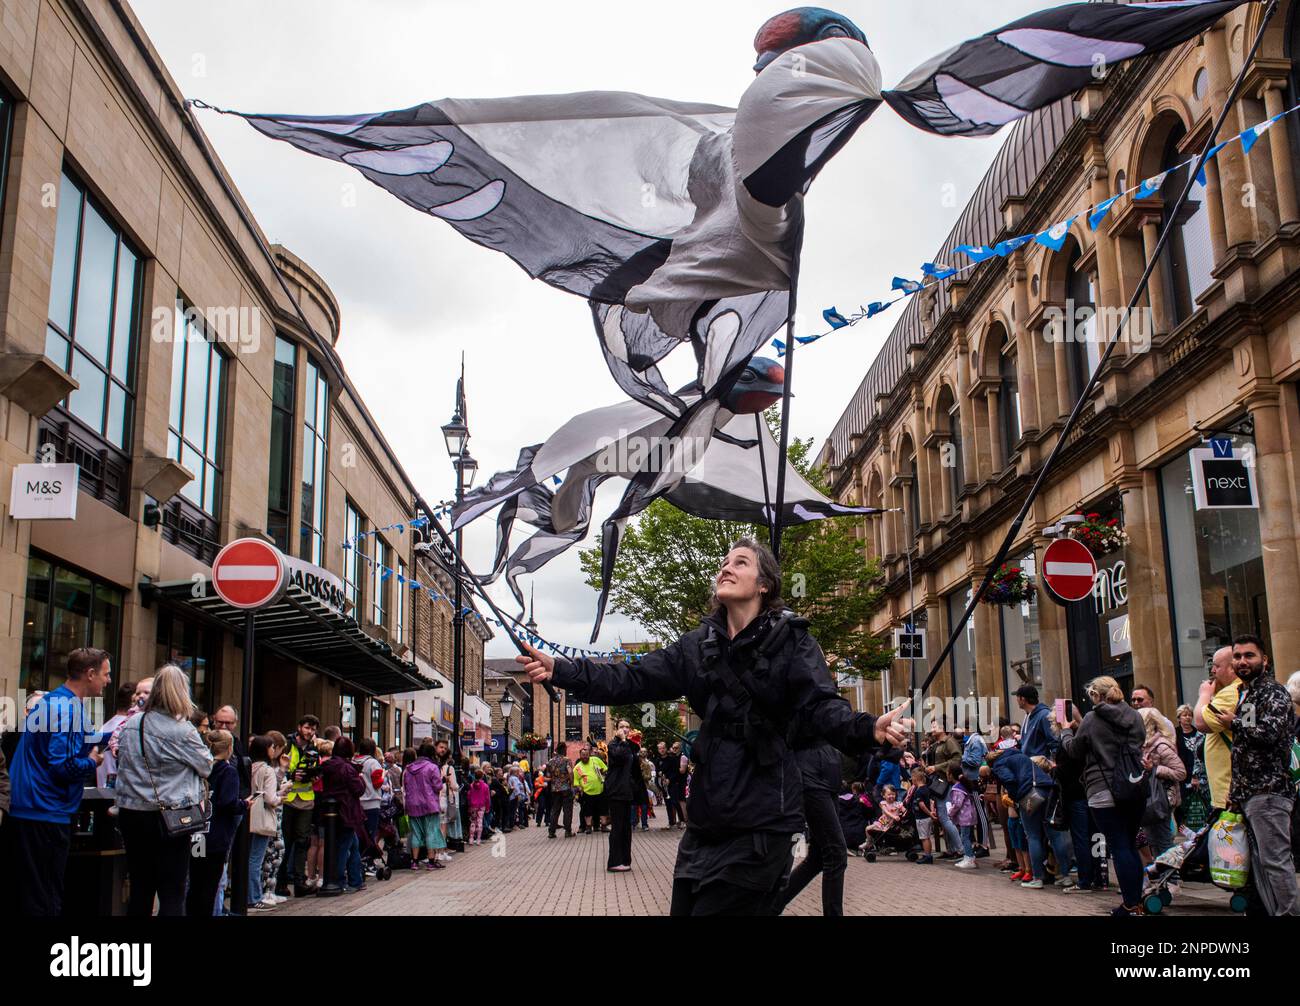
1224;635;1297;916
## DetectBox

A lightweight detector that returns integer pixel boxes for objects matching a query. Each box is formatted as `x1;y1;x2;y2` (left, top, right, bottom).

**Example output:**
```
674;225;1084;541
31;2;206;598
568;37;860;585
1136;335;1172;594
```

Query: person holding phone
1059;676;1146;917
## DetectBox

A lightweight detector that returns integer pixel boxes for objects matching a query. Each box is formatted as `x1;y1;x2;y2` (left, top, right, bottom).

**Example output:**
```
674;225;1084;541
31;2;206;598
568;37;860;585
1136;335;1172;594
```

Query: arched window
1158;122;1215;326
1064;241;1099;402
999;338;1021;458
949;401;963;508
935;385;962;514
899;434;920;541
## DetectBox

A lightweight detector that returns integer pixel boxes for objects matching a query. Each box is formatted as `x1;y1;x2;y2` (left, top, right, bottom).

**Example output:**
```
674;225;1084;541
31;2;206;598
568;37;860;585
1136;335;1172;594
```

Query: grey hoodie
1060;702;1145;802
113;711;214;812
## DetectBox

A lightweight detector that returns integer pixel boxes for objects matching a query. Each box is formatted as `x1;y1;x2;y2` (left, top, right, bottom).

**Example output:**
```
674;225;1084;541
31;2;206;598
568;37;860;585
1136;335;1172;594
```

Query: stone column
954;333;977;491
1202;157;1230;263
1085;146;1123;322
880;450;898;557
1009;251;1041;437
986;388;1004;474
1262;83;1300;229
1053;338;1072;421
1116;464;1172;711
1207;24;1256;251
937;440;955;517
1246;389;1300;676
912;396;933;529
1140;219;1171;337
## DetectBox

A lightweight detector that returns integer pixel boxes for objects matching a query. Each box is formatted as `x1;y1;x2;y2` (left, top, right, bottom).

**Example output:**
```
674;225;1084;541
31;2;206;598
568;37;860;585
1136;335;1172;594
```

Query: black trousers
5;817;72;916
670;877;777;916
282;802;313;885
773;787;847;916
186;844;231;917
607;799;632;868
548;790;574;835
118;808;193;917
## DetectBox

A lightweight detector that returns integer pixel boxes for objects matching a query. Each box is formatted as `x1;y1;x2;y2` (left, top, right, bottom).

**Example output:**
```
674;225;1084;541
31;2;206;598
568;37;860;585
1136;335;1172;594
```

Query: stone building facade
0;0;487;747
820;4;1300;723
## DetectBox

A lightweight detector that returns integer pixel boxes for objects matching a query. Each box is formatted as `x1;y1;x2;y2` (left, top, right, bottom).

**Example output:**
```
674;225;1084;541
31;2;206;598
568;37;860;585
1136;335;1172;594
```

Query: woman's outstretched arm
518;639;690;706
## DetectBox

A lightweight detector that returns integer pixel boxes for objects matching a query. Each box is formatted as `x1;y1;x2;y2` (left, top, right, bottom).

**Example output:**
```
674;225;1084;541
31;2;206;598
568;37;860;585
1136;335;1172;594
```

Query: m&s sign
10;463;78;520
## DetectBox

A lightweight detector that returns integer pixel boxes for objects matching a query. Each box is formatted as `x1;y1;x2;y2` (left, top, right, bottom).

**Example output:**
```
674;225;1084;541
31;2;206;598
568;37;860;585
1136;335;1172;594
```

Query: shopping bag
1208;812;1250;889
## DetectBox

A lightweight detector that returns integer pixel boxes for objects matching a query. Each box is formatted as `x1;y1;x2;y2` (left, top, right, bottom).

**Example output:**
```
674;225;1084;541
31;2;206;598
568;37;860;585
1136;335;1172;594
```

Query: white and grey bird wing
884;0;1253;137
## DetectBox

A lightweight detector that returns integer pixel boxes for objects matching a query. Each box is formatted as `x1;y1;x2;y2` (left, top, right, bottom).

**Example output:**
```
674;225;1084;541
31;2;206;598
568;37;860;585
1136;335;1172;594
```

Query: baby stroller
1142;821;1249;915
363;781;402;880
860;815;919;861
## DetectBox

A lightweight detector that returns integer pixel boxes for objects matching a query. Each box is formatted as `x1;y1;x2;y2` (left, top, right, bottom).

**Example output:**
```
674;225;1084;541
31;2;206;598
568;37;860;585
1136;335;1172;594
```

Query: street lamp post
441;386;475;760
499;691;516;766
524;593;541;745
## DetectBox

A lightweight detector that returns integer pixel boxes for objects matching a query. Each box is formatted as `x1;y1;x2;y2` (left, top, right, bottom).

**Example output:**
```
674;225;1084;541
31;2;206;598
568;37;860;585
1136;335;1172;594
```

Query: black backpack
1109;743;1148;805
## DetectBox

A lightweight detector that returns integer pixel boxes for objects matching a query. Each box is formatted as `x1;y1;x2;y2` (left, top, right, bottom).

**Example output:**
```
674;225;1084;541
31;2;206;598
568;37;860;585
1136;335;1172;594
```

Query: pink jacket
402;758;443;817
1144;736;1185;808
466;779;491;810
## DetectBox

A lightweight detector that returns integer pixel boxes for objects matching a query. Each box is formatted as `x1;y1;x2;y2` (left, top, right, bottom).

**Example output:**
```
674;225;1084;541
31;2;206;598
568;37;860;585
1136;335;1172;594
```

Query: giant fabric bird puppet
222;1;1255;637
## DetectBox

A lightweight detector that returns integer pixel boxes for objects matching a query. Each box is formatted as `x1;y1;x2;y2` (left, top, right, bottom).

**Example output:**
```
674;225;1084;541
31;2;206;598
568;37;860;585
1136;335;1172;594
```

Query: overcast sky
129;0;1050;656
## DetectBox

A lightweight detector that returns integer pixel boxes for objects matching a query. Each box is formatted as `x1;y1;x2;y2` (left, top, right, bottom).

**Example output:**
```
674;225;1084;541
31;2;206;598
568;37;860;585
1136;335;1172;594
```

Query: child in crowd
467;770;491;845
306;738;333;888
946;767;979;870
402;742;446;870
187;729;243;916
903;768;937;865
860;784;905;858
1003;791;1032;882
994;725;1018;752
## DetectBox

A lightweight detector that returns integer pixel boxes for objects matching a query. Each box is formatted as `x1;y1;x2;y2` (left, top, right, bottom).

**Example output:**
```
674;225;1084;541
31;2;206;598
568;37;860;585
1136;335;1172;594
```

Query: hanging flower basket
1070;512;1129;555
982;563;1035;606
519;732;548;752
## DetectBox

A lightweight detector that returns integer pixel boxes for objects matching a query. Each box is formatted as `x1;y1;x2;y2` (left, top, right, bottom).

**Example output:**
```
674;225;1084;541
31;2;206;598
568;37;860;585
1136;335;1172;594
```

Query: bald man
1194;646;1240;813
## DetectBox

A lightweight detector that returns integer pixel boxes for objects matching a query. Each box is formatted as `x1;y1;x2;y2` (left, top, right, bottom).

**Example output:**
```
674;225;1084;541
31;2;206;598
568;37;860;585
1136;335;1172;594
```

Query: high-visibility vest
284;740;315;803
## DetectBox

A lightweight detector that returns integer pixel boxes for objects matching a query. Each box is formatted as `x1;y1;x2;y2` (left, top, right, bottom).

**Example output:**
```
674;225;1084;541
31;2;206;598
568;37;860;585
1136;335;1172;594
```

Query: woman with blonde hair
1059;675;1146;917
113;664;213;916
1139;706;1186;863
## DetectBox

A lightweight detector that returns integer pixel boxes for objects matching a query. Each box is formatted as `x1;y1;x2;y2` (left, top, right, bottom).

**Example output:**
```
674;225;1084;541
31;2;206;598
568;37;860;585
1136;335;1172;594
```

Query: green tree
579;409;892;679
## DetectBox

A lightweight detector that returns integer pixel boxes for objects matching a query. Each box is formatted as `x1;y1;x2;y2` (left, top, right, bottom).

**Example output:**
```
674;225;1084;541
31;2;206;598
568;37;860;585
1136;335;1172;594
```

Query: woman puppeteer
519;536;912;916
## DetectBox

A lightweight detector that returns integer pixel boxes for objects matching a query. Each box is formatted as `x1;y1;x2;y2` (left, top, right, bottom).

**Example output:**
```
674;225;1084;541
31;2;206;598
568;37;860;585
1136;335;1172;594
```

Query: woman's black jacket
552;609;883;836
604;737;645;802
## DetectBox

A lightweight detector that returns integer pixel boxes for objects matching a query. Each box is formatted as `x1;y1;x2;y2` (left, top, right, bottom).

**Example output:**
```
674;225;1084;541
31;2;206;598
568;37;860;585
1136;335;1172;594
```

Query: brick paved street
263;822;1241;917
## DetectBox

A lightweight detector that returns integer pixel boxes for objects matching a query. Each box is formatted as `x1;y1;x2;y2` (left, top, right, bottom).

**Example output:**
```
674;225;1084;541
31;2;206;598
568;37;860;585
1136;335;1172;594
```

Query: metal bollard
317;797;343;897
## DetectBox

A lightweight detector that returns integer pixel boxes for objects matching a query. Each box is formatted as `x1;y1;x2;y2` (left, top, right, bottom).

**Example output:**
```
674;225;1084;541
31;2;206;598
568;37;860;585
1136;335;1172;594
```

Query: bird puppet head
721;356;786;415
753;7;869;74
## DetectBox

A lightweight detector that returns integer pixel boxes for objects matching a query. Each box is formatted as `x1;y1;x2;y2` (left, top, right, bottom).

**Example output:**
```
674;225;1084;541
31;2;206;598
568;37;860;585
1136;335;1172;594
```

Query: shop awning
140;580;439;697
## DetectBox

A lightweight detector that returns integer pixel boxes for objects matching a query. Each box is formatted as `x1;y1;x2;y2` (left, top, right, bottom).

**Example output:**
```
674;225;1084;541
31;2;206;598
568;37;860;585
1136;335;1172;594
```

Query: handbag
1046;788;1068;831
1141;768;1173;827
140;711;212;838
250;763;280;837
1019;787;1046;817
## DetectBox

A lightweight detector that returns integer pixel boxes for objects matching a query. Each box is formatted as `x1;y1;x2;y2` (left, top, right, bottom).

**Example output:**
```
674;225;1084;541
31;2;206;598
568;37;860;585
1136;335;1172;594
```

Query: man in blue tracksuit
5;647;112;915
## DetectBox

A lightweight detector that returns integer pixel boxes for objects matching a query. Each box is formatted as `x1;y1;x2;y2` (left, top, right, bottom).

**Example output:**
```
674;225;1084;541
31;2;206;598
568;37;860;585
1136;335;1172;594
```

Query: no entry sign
210;538;287;609
1041;538;1098;605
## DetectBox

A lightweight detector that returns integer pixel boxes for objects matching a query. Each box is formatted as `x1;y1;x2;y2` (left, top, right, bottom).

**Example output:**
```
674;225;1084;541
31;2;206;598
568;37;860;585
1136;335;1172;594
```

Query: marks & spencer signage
9;463;78;520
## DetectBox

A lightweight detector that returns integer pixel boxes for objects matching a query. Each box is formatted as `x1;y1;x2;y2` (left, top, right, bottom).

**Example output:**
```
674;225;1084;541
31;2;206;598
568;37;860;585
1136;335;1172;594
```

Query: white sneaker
954;857;977;870
269;893;288;904
1021;878;1044;889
